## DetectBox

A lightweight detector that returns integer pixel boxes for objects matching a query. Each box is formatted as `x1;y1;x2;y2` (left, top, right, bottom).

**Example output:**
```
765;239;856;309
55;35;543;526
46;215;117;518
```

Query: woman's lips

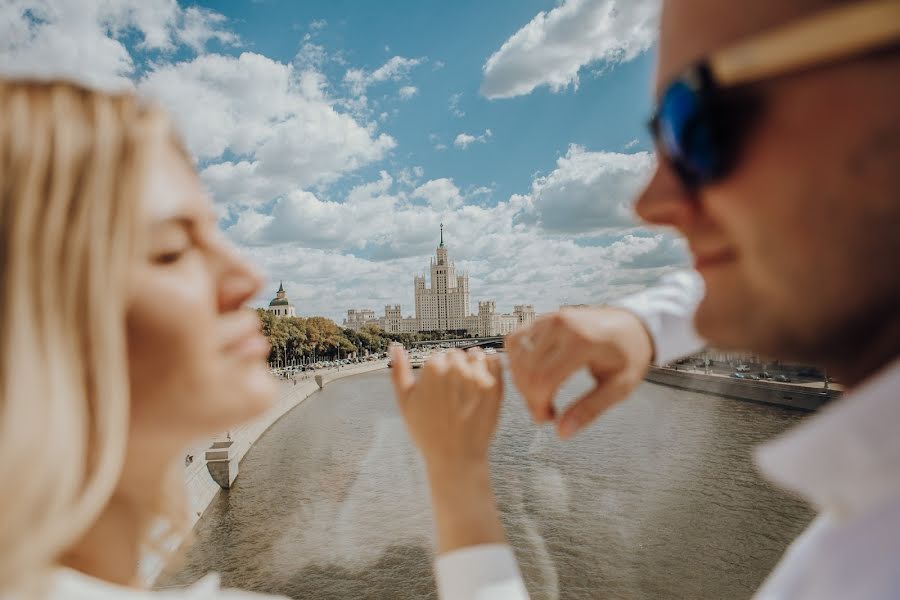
226;330;271;359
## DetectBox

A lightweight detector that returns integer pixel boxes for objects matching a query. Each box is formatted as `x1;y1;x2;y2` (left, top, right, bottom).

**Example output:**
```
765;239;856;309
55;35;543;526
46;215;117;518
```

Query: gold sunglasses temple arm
710;0;900;87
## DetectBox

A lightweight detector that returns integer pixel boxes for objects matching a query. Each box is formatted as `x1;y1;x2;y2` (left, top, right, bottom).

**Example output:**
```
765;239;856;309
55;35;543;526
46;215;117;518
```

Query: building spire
439;222;444;248
277;280;285;293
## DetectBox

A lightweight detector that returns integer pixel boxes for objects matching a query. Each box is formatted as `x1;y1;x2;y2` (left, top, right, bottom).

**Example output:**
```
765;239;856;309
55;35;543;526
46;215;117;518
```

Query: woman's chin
245;365;279;410
219;364;279;426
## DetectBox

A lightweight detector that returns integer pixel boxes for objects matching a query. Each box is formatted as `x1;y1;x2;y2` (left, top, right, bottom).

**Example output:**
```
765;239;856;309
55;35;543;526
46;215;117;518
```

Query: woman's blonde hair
0;79;187;594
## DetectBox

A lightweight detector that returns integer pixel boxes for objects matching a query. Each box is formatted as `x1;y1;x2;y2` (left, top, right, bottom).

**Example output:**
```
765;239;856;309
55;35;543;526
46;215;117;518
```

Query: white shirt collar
755;357;900;520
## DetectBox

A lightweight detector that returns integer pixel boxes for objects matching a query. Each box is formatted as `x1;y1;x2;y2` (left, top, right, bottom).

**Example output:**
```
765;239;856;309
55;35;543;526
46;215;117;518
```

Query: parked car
797;367;823;378
758;372;772;379
774;374;792;383
736;364;751;373
748;374;761;380
731;372;746;379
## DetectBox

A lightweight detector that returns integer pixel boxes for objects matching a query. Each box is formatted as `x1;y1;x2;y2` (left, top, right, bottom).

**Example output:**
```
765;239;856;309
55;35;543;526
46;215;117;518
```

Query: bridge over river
411;336;505;350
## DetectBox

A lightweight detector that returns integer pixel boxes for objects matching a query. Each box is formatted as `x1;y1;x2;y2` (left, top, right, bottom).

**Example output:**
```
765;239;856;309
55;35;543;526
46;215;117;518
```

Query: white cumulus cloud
481;0;659;99
139;53;396;196
522;145;654;233
454;129;493;150
398;85;418;100
344;55;425;96
227;154;682;320
0;0;238;90
448;92;465;117
412;179;464;211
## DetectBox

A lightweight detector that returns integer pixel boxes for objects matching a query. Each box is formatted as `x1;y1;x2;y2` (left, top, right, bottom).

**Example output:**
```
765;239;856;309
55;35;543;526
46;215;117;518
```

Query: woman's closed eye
153;245;191;265
150;222;194;266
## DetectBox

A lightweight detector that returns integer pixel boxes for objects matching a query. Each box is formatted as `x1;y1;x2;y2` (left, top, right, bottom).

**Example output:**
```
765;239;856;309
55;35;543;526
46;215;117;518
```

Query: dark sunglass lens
658;79;723;184
687;119;718;180
658;81;698;161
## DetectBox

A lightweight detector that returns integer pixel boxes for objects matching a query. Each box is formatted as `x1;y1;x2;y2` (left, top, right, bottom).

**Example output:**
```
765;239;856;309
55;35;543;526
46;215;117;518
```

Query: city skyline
341;226;535;336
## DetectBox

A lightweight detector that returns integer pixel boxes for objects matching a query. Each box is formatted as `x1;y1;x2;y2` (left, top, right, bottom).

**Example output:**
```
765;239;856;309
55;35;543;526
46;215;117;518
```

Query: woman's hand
390;345;507;554
390;346;503;475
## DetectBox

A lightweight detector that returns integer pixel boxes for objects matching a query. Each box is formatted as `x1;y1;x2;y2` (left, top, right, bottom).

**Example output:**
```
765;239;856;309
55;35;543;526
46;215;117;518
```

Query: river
158;368;814;599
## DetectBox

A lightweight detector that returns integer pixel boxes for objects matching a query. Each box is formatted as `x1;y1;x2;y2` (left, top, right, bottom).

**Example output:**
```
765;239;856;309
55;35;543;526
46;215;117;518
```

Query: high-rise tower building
415;223;470;332
349;226;535;336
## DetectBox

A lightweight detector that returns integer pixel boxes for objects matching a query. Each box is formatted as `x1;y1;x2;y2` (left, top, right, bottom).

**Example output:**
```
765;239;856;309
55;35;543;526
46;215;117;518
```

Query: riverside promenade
645;365;841;410
142;360;389;584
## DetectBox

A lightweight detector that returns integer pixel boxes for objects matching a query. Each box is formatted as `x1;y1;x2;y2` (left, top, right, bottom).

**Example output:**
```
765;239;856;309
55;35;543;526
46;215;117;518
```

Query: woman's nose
217;244;265;312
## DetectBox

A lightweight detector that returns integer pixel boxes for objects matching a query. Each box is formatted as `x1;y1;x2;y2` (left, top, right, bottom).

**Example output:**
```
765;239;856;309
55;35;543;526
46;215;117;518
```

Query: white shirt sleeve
435;544;530;600
611;270;707;366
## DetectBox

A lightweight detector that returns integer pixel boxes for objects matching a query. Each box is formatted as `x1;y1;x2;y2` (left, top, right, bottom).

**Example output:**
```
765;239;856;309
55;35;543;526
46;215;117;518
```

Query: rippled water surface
160;369;814;599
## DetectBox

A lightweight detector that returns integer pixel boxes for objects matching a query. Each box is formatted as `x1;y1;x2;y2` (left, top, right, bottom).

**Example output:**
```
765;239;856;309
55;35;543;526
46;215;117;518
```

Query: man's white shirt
752;356;900;599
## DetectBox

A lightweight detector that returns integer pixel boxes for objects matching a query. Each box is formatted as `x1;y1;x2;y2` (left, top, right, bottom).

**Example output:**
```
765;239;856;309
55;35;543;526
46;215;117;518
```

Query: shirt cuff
612;270;707;366
435;544;530;600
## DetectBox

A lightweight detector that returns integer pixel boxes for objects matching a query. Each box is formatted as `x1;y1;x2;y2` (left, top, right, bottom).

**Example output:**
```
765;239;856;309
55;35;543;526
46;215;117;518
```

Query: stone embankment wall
145;361;389;585
645;366;840;411
186;360;389;524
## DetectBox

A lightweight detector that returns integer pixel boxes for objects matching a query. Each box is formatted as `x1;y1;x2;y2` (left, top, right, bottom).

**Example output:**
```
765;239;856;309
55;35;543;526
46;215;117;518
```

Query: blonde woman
0;80;525;599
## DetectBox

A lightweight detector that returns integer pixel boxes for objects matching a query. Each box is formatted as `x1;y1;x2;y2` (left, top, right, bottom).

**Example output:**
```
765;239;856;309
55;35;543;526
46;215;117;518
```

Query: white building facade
343;308;378;331
467;302;535;337
379;304;421;334
513;304;536;328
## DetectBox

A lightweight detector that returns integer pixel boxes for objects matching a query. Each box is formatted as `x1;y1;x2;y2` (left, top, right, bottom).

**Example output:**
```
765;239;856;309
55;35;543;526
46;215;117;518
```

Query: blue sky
1;0;687;321
220;0;658;203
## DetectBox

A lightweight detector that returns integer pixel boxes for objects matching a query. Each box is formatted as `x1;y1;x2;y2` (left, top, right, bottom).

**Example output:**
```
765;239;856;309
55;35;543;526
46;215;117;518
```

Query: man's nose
634;161;697;232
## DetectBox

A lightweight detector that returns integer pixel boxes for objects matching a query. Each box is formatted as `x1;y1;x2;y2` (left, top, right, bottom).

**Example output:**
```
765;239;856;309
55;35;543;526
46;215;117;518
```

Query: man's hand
506;307;654;439
390;345;503;475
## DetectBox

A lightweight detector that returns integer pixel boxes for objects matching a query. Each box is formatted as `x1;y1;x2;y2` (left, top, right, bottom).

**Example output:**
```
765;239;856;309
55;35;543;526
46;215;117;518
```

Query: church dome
269;298;290;307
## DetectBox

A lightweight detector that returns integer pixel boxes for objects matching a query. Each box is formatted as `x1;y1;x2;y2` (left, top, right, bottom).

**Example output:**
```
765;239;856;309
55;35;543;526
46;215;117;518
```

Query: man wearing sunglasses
483;0;900;598
511;0;900;436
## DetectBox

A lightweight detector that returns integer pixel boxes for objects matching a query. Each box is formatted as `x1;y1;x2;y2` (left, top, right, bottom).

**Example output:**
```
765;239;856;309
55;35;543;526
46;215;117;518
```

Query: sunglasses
649;0;900;188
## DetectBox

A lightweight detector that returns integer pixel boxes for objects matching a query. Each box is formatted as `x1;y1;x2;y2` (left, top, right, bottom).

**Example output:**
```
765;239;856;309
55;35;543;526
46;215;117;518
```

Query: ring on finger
518;334;535;352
